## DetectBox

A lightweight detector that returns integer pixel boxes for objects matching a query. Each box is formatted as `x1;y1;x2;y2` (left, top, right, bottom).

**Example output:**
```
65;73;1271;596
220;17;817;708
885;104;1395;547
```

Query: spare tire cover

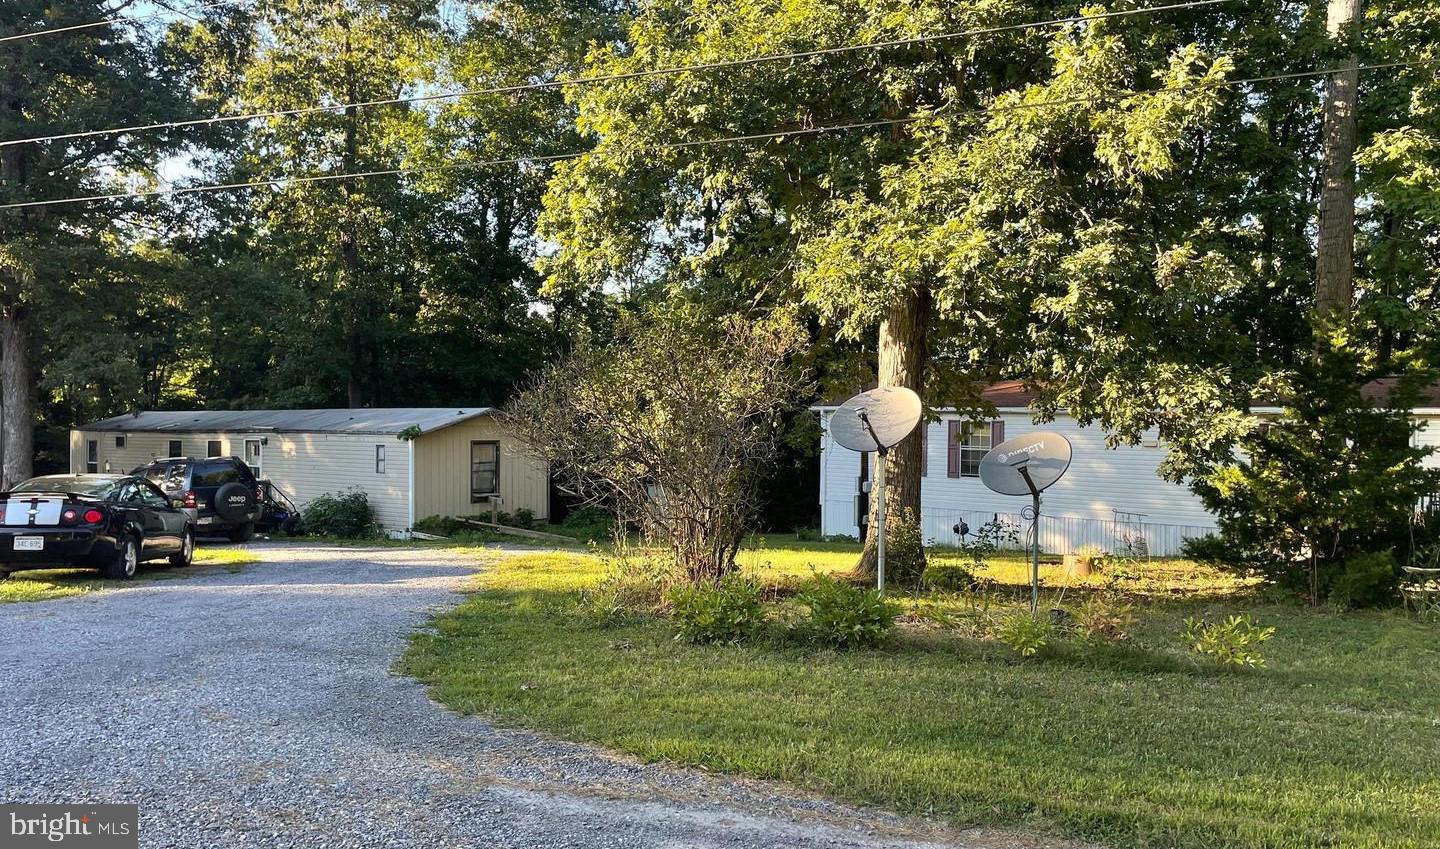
213;481;257;522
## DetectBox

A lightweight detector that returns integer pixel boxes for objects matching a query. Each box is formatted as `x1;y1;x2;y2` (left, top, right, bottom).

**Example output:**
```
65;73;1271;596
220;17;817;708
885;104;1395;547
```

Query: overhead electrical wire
0;0;1244;149
0;1;238;45
3;58;1434;212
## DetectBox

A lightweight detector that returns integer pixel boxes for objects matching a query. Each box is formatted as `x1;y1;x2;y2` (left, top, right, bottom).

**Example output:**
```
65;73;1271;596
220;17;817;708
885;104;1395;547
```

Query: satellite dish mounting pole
857;409;887;593
1017;465;1041;616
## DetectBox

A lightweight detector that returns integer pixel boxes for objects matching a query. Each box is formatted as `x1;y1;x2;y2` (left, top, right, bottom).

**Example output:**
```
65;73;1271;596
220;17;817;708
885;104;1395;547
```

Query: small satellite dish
979;431;1072;497
831;387;923;453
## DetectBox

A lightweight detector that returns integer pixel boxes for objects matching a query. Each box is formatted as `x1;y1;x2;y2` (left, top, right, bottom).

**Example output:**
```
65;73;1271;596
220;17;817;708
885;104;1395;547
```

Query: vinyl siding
1414;415;1440;469
820;411;1218;554
412;416;549;522
68;429;412;532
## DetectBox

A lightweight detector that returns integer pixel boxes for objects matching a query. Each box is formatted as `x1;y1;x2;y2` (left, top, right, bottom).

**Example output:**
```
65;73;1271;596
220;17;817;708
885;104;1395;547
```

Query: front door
244;439;263;479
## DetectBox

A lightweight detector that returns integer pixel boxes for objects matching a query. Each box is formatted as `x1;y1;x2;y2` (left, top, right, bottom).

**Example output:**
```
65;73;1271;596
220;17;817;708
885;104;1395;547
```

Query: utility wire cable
3;57;1434;212
0;1;237;45
0;0;1242;149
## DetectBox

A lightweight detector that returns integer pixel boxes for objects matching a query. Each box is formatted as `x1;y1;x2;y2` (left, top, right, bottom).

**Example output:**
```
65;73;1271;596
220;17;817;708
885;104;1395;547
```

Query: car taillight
82;508;104;524
60;508;79;525
182;490;197;509
255;485;264;503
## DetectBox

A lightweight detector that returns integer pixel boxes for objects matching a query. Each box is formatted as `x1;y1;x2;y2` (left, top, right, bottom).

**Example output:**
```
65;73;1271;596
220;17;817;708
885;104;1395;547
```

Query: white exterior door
244;439;263;479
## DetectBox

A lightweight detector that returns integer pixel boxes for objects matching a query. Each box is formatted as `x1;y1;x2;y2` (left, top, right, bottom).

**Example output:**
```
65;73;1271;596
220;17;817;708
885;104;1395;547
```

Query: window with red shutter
955;420;1003;477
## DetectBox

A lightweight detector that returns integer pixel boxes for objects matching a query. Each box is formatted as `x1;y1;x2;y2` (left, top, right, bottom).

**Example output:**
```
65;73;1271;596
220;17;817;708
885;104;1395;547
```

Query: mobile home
70;408;549;535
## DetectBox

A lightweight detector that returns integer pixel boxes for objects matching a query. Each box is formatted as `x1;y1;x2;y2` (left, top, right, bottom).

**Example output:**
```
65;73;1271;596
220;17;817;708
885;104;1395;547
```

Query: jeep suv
132;456;263;542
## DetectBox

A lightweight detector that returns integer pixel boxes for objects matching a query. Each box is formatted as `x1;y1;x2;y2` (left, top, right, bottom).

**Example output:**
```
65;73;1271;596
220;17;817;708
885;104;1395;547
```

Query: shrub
1329;550;1400;609
1183;615;1274;668
667;574;766;644
302;489;378;538
581;552;674;625
885;509;926;585
796;574;899;649
1180;533;1236;565
922;560;977;592
555;507;615;542
510;508;536;529
995;611;1054;658
1073;596;1136;643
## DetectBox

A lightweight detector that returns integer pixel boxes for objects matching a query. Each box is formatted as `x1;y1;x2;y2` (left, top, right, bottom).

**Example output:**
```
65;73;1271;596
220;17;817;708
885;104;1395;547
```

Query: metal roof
79;408;495;436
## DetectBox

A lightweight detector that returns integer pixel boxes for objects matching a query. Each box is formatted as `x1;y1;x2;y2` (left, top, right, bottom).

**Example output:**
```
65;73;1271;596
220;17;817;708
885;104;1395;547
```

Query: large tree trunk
854;286;929;583
1313;0;1362;325
1;304;32;488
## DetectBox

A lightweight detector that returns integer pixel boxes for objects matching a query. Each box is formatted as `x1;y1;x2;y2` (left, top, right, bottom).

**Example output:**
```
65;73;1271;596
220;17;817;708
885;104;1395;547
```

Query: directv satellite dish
977;430;1072;616
830;386;923;594
979;431;1072;497
831;387;923;452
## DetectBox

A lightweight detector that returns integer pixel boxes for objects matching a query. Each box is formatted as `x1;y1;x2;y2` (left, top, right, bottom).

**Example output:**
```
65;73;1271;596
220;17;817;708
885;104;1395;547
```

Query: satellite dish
979;431;1072;497
830;386;923;596
831;387;923;452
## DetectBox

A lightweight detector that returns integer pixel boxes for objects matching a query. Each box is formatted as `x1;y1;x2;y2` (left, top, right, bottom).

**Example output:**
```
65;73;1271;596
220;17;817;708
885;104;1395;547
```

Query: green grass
0;546;261;604
401;544;1440;849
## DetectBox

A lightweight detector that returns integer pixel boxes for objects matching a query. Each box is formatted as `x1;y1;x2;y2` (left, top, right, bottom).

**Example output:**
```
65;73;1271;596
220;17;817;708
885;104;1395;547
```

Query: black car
0;474;195;580
132;456;263;541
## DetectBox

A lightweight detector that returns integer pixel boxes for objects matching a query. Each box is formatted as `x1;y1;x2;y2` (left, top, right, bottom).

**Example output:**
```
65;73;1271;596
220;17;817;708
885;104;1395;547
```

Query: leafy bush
1180;533;1236;565
922;560;977;592
554;507;615;542
510;508;536;529
302;489;379;538
1073;596;1136;643
885;509;926;584
796;574;899;649
1329;550;1400;609
1183;615;1275;668
667;574;766;644
995;611;1054;658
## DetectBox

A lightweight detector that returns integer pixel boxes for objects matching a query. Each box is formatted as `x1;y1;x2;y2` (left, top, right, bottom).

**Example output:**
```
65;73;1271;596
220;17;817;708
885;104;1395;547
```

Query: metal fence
916;506;1216;558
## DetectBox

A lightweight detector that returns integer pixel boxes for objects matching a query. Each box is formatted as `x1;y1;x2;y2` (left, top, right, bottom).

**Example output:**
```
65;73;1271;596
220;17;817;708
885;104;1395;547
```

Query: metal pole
1030;490;1041;616
875;447;886;594
1018;466;1041;616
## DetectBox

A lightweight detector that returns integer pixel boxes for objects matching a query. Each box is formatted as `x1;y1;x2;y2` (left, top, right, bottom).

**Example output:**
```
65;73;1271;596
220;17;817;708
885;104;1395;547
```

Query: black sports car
0;474;195;580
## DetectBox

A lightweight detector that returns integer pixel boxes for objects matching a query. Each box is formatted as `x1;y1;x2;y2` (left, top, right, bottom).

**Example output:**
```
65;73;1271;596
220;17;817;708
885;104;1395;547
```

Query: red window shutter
919;425;927;477
990;419;1005;446
947;421;960;478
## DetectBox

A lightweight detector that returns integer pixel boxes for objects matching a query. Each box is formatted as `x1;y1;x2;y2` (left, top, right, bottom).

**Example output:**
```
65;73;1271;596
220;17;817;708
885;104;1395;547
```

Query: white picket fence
914;506;1216;558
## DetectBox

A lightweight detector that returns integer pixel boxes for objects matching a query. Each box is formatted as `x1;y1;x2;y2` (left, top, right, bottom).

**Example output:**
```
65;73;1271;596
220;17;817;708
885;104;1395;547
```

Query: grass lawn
0;546;261;604
402;540;1440;849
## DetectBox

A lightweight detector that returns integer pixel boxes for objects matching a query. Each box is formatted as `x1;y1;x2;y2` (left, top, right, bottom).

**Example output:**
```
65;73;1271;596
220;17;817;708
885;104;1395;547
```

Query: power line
0;1;237;45
0;0;1241;149
4;58;1433;212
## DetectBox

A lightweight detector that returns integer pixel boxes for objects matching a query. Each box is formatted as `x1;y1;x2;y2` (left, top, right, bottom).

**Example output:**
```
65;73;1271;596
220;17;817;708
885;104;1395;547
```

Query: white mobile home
70;408;549;535
817;382;1440;556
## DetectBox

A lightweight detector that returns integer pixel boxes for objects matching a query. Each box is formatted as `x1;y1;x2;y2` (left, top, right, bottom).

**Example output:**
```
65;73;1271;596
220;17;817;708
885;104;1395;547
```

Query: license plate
13;536;43;551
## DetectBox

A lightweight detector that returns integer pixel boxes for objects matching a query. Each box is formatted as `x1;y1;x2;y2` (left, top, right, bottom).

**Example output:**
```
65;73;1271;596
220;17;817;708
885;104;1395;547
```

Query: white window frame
958;422;992;478
375;444;386;474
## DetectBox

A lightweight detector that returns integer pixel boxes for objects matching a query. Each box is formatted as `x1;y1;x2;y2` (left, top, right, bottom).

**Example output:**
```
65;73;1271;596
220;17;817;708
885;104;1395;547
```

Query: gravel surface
0;543;1082;849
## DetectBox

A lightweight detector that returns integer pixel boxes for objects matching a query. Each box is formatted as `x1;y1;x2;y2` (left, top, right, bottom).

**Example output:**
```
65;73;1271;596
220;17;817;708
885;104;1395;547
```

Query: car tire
170;529;195;568
227;523;255;543
102;536;139;580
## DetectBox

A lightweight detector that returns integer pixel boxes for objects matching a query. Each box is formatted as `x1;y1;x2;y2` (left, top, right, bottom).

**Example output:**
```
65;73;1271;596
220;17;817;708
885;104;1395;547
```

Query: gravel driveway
0;544;1078;849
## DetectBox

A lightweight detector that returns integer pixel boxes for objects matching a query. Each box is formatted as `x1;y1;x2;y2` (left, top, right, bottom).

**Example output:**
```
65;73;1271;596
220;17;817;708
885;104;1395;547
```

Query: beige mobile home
69;409;548;535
